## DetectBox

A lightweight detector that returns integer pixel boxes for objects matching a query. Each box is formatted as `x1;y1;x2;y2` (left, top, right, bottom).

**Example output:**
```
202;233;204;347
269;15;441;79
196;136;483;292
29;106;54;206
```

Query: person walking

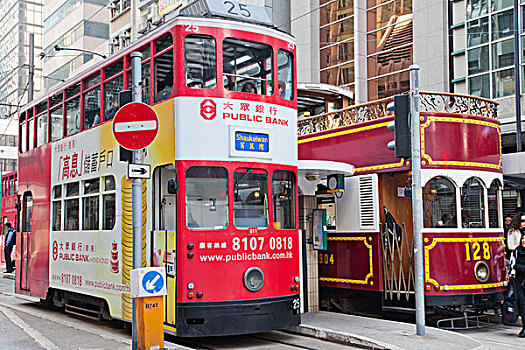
4;222;15;273
506;213;524;260
510;233;525;337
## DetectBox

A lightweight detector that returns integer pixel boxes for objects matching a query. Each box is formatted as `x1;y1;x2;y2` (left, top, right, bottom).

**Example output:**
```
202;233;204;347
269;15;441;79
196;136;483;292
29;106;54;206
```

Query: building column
354;0;368;104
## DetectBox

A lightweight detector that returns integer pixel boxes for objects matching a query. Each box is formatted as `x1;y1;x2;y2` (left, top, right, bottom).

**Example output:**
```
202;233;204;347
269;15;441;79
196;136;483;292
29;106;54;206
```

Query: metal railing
298;92;499;137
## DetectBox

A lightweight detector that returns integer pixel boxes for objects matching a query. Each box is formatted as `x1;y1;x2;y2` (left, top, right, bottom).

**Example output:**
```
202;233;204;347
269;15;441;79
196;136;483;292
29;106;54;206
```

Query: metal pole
28;33;34;103
130;51;143;350
409;65;425;337
515;0;522;152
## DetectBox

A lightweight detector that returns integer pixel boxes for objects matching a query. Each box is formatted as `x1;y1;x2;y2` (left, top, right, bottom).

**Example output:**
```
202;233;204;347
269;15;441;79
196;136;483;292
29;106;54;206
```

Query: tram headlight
243;267;264;292
474;261;490;283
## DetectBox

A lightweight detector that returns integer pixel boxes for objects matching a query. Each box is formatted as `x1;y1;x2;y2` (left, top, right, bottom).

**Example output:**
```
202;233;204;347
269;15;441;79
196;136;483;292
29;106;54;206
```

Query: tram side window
84;87;101;129
103;176;116;230
185;166;228;230
64;182;79;231
66;97;81;136
185;35;217;89
423;176;457;228
37;113;48;147
28;118;34;150
461;177;486;228
50;106;64;141
83;178;100;230
154;51;173;102
22;193;33;232
488;179;502;228
277;49;294;100
52;185;62;231
223;38;273;95
21;123;27;153
272;170;296;229
104;75;123;121
234;168;269;229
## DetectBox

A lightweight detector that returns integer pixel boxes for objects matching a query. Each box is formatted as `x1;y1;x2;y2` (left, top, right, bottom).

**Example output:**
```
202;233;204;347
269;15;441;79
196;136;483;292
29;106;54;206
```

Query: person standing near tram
506;213;525;260
4;222;15;273
509;233;525;338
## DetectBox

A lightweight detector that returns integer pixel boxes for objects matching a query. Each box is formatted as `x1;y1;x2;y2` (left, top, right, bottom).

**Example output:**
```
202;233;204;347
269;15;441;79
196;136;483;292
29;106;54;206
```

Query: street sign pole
409;65;425;336
130;51;143;350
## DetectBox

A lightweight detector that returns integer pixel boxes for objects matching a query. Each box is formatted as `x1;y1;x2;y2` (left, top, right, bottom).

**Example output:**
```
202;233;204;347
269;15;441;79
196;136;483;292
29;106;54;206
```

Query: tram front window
272;170;296;229
185;166;228;230
423;176;457;228
234;169;268;229
223;38;273;95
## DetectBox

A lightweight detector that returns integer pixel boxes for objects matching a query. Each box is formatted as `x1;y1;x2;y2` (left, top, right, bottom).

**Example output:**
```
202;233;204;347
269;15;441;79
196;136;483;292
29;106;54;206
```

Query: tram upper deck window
66;97;81;135
185;166;228;230
234;168;268;229
37;113;48;147
51;106;64;141
461;177;486;228
223;38;273;95
277;49;294;100
272;170;296;229
423;176;457;228
488;179;501;228
185;35;217;89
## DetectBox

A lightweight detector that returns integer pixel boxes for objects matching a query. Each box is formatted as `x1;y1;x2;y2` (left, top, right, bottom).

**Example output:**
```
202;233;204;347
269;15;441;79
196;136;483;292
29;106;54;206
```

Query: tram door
20;192;33;291
152;165;177;326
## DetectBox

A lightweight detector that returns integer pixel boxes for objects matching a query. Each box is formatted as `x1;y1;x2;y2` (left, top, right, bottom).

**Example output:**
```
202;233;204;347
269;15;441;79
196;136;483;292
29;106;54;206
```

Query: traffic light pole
130;51;143;350
409;65;425;336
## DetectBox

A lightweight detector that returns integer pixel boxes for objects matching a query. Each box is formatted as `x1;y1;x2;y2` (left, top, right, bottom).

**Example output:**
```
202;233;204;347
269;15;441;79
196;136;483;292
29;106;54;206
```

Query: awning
298;160;355;195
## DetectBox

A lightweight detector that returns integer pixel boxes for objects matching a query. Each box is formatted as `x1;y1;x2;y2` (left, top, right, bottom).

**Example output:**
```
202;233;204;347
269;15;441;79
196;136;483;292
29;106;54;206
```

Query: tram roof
297;83;354;114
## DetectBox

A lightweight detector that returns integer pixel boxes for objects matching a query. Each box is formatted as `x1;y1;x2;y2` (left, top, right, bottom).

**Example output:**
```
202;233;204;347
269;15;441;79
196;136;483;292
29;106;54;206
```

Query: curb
287;324;404;350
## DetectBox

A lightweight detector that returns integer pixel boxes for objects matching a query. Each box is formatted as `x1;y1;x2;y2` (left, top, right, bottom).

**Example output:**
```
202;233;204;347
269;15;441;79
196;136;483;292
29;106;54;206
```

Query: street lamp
54;45;107;59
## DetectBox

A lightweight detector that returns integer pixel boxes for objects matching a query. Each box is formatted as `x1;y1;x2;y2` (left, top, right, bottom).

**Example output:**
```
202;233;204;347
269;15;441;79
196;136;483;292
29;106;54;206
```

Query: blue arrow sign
142;270;164;294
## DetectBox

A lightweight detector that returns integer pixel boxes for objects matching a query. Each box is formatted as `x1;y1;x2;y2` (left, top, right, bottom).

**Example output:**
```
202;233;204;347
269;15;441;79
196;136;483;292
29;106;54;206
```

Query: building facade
42;0;109;90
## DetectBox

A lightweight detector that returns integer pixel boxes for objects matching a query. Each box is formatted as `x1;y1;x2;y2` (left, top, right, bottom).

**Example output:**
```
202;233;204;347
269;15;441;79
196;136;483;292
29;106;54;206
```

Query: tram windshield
423;176;457;228
185;166;228;230
223;38;273;95
234;168;269;228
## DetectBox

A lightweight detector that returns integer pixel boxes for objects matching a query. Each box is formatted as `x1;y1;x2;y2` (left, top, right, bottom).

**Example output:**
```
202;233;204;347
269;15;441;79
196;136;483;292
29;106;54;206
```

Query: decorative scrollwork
297;93;498;137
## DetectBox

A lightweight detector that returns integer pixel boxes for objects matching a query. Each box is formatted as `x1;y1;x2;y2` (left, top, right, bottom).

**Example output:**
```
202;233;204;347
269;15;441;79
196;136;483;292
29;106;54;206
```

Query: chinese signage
234;131;269;153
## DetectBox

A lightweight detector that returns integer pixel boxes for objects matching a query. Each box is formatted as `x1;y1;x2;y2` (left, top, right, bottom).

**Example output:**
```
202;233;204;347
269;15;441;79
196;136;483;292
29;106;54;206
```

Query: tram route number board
112;102;159;150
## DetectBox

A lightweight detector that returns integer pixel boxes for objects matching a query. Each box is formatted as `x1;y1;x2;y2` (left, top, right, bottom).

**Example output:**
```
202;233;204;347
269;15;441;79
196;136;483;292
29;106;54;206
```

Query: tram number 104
465;241;491;261
232;237;293;251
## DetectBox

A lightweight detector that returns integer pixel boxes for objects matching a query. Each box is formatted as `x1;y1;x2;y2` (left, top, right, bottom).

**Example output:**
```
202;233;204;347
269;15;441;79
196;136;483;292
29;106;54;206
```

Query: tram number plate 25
291;298;300;310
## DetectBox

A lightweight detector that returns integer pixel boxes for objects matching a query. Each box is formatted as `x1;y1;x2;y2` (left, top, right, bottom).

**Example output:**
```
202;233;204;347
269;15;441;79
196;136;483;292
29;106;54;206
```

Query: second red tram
1;171;17;264
16;14;300;336
298;93;506;317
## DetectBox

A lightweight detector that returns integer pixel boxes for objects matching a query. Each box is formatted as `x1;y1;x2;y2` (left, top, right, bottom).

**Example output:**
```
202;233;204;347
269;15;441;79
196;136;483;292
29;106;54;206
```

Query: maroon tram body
298;93;505;310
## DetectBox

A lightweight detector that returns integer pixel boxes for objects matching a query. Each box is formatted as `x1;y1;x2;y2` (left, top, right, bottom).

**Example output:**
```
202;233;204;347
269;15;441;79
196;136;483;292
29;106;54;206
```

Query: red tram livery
298;93;505;315
16;13;300;336
1;171;17;263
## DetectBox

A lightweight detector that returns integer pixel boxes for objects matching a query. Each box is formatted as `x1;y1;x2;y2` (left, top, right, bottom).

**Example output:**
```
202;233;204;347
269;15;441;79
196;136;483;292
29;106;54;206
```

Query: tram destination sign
180;0;272;26
112;102;159;150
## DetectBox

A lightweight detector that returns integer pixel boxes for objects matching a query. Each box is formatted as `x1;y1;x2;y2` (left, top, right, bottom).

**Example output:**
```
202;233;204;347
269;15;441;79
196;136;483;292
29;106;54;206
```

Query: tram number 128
465;241;491;261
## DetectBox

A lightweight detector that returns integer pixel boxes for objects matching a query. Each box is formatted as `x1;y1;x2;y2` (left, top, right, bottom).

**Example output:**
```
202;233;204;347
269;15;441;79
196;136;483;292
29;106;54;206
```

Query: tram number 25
465;242;491;261
319;253;334;265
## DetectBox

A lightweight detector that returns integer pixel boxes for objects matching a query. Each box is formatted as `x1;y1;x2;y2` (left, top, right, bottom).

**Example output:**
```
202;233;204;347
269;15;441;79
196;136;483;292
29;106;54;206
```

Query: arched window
461;177;485;228
488;179;502;228
423;177;457;228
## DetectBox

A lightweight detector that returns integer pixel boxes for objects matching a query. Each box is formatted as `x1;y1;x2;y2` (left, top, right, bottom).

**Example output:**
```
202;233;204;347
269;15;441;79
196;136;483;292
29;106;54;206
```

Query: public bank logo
200;99;216;120
52;241;58;261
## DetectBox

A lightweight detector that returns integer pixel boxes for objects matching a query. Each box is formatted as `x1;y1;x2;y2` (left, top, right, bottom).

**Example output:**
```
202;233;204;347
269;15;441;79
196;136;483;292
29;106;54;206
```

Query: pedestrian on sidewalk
4;222;15;273
506;213;524;260
510;233;525;338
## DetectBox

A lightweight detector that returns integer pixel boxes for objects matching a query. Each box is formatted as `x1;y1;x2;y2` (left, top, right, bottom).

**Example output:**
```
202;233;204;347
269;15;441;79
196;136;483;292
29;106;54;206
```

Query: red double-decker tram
298;93;505;322
16;12;300;336
1;171;17;263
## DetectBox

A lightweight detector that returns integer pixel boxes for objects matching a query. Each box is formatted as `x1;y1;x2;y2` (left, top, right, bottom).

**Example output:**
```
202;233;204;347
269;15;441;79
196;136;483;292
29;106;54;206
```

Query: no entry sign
112;102;159;150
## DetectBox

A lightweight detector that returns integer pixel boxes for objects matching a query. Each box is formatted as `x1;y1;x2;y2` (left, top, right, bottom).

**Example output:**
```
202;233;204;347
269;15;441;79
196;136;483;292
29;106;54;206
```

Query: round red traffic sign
112;102;159;150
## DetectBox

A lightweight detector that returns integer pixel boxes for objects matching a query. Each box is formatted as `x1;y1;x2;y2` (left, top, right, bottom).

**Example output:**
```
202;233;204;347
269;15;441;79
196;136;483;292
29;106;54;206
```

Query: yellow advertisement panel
159;0;183;16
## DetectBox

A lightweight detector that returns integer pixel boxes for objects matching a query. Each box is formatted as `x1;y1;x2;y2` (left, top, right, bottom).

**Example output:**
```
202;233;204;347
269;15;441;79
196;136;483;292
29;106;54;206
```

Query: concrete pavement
290;311;487;350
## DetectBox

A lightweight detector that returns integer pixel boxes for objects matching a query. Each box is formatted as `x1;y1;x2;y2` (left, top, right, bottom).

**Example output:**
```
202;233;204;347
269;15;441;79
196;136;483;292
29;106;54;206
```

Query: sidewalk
289;311;486;350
